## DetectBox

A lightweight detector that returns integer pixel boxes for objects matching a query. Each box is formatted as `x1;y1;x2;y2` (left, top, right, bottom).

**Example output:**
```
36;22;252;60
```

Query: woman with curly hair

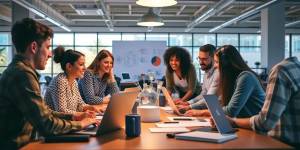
163;46;200;104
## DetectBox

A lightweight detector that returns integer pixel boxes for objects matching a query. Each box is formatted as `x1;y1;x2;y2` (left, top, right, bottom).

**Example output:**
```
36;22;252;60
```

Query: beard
200;62;213;71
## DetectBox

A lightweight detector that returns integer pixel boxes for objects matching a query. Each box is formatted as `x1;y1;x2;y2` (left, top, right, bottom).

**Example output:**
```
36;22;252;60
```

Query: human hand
83;105;100;113
177;105;191;111
174;99;182;105
80;117;99;129
102;96;110;104
73;111;95;121
108;68;116;83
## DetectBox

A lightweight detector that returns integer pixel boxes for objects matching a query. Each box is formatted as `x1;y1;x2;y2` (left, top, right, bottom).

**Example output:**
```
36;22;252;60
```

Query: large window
292;35;300;58
0;33;12;73
2;32;298;82
169;34;192;46
217;34;238;47
240;34;261;67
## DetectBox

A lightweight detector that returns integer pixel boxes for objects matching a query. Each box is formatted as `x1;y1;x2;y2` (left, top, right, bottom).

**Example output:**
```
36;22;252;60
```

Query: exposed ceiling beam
97;0;114;31
240;5;255;13
176;5;186;16
128;4;132;15
0;4;11;22
186;0;235;32
209;0;280;32
193;5;206;17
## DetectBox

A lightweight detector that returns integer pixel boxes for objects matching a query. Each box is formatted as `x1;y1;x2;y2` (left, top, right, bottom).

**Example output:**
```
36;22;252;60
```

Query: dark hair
215;45;262;106
53;46;84;71
88;49;114;80
11;18;53;53
199;44;216;57
163;46;192;78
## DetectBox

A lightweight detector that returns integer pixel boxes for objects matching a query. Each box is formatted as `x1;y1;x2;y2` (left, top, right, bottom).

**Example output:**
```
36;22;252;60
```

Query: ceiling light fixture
12;0;71;32
209;0;279;32
137;8;164;27
136;0;177;7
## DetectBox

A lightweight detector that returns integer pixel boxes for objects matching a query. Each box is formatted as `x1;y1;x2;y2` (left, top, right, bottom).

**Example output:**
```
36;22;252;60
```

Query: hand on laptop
80;117;99;129
174;99;183;105
184;109;211;117
175;100;189;106
177;105;191;111
83;105;100;113
73;111;96;121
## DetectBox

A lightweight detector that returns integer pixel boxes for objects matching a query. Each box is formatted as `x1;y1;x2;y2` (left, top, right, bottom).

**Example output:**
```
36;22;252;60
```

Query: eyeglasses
196;57;209;62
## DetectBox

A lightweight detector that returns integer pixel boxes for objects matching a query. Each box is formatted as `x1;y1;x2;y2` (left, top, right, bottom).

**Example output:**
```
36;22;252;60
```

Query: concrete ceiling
0;0;300;32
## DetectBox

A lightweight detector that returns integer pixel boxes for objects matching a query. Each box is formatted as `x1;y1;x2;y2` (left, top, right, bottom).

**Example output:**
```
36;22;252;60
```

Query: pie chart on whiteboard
151;56;161;67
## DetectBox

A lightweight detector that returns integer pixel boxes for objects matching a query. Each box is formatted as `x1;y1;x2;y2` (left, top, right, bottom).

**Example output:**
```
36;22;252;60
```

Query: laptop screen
203;95;235;134
122;73;130;80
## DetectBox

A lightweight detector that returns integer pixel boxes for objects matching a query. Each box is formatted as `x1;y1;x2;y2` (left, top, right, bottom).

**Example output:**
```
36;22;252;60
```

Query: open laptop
77;91;139;136
161;87;184;116
175;95;237;143
121;72;134;83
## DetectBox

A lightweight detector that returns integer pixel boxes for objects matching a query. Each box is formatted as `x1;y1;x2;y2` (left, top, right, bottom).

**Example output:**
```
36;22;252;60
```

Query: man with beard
176;44;219;113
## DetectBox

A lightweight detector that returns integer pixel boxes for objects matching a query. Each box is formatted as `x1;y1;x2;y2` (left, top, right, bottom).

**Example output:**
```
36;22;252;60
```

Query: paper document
156;121;210;128
161;106;173;112
175;131;237;143
149;127;190;133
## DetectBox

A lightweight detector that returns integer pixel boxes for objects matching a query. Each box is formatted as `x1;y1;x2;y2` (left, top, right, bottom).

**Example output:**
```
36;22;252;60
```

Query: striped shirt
250;57;300;146
44;73;87;113
78;70;119;104
0;55;81;148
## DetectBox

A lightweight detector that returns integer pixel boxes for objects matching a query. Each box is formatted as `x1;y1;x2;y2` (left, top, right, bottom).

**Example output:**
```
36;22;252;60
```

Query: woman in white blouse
45;46;100;114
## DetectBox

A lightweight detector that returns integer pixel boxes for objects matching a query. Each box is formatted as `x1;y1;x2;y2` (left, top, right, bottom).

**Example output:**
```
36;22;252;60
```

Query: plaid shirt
0;55;81;148
250;57;300;146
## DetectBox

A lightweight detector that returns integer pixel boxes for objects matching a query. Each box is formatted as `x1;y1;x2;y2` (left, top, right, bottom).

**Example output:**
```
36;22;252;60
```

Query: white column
261;1;285;71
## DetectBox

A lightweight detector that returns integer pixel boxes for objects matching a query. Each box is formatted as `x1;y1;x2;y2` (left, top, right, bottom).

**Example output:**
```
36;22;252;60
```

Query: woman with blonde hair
79;50;119;104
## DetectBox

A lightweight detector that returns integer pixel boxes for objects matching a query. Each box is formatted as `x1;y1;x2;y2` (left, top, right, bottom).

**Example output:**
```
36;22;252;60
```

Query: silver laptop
203;95;235;134
161;87;184;116
77;91;139;136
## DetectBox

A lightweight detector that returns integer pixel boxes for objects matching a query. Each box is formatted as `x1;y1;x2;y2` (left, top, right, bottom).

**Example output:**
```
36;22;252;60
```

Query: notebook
161;87;185;116
76;91;139;136
175;95;237;143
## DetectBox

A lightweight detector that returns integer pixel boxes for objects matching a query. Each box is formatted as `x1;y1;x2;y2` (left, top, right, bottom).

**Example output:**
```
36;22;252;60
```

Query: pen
163;121;179;124
173;118;193;121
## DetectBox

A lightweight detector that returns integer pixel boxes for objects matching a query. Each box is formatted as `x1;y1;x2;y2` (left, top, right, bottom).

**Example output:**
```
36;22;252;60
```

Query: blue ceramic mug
125;114;141;137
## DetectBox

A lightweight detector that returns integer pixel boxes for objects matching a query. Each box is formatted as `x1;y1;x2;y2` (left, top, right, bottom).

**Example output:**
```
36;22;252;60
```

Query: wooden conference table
22;109;292;150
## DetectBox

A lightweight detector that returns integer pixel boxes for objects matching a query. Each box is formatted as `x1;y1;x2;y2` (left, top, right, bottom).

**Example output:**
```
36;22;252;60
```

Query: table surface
21;109;293;150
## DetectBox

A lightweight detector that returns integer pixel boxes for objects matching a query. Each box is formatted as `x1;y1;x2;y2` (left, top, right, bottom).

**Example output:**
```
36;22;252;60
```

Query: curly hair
163;46;192;78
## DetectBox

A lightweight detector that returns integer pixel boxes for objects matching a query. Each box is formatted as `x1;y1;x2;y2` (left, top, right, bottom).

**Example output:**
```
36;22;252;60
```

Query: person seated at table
185;45;265;118
226;56;300;148
44;46;101;114
78;50;120;104
177;44;219;111
163;46;200;104
0;18;97;149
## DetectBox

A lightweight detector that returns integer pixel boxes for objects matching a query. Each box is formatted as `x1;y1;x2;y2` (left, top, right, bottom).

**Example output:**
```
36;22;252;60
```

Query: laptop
175;95;237;143
161;87;184;116
121;72;134;83
77;91;139;136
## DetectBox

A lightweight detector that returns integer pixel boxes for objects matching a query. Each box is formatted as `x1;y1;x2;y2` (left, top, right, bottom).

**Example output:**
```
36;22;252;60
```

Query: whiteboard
112;41;166;81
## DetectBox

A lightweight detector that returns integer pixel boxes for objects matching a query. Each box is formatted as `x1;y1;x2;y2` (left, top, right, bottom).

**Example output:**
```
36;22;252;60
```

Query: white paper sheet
149;127;190;133
156;121;211;128
161;106;173;112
